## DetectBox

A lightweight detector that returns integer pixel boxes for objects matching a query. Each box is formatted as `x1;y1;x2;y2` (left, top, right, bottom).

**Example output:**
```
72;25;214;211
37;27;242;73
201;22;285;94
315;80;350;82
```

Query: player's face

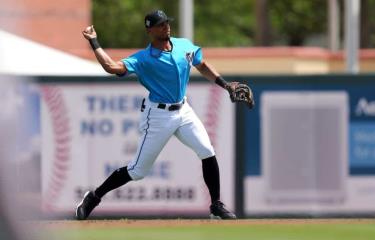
150;21;170;41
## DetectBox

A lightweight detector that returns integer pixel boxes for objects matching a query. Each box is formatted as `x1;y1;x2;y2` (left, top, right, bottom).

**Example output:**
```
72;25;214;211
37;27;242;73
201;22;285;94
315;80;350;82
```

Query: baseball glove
227;83;255;109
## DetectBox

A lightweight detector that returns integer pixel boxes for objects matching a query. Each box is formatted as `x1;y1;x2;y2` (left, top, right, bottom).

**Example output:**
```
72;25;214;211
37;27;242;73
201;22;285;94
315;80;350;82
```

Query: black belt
157;99;185;111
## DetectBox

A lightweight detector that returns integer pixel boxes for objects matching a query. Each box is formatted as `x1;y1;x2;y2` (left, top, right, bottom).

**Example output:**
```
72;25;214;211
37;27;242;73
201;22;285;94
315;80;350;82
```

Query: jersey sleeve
187;40;202;66
120;53;140;76
192;47;203;66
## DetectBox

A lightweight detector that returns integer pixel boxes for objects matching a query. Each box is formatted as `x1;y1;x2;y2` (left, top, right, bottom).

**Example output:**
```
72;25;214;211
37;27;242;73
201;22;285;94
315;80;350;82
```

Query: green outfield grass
36;219;375;240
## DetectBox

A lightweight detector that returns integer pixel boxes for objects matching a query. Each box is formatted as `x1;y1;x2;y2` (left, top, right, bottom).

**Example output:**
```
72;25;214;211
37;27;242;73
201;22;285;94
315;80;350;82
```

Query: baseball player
77;10;253;220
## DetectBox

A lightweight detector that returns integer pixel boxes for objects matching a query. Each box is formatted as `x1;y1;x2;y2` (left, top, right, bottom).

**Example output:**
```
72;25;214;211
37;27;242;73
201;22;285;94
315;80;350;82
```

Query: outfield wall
13;74;375;218
234;75;375;217
38;77;235;217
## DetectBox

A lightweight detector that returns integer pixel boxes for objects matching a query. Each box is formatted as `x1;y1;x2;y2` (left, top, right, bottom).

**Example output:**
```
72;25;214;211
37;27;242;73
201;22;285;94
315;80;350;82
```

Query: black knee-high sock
202;156;220;203
94;166;132;199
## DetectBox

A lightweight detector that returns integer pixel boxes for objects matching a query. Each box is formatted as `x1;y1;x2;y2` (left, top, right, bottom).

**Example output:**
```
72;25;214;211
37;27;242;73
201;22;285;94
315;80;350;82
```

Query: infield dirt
31;218;375;228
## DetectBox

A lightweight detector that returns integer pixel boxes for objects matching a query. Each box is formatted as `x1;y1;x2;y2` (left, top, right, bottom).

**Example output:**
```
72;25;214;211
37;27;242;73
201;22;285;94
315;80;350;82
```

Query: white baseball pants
127;97;215;180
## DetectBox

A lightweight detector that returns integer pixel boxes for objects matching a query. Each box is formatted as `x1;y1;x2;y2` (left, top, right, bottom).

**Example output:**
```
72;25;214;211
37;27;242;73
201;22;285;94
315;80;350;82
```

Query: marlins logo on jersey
185;52;195;66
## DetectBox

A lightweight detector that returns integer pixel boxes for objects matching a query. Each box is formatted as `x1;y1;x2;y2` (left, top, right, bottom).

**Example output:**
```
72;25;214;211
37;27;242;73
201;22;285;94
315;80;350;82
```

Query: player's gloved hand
225;82;255;109
225;82;239;95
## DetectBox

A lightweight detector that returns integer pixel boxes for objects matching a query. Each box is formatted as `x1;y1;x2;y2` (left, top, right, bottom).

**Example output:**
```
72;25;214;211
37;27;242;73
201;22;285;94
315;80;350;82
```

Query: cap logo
146;20;150;27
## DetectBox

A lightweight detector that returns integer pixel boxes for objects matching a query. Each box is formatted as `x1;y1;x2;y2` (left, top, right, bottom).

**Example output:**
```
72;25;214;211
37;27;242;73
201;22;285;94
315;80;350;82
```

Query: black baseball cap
145;10;174;28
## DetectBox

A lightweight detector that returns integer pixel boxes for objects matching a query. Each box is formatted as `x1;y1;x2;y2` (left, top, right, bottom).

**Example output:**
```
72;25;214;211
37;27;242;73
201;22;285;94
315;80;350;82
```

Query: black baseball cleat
209;200;237;219
75;191;101;220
